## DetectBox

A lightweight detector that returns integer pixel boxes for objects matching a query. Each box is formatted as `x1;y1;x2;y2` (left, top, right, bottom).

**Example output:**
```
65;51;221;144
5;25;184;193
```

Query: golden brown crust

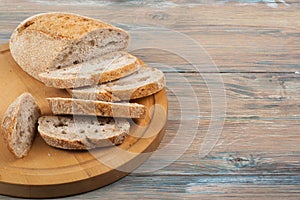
47;98;146;119
17;12;115;40
39;133;87;150
96;59;139;84
1;93;41;158
38;52;140;89
39;129;127;150
38;116;129;150
9;12;129;81
1;97;21;157
69;66;166;102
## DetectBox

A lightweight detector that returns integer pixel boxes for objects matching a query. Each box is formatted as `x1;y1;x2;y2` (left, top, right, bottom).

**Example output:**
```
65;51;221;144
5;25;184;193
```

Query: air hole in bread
73;60;79;65
54;121;66;128
61;130;67;134
75;41;82;46
88;40;95;46
80;130;85;133
28;115;33;121
20;130;24;137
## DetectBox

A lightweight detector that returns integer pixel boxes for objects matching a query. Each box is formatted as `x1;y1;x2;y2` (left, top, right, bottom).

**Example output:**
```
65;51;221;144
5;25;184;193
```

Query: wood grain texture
61;175;300;200
1;1;300;72
165;72;300;120
0;0;299;199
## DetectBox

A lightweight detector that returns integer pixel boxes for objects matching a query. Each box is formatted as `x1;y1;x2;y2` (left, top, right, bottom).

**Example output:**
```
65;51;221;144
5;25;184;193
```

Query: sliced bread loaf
69;66;165;101
9;12;129;81
47;98;146;119
38;51;140;89
38;116;130;150
1;93;41;158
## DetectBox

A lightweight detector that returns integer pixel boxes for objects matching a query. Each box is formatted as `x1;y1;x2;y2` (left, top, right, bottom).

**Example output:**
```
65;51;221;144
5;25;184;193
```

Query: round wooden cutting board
0;44;168;198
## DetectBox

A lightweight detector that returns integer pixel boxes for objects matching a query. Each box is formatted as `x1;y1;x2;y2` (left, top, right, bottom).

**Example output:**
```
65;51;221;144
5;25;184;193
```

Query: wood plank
0;3;300;72
40;175;300;200
0;0;298;7
164;72;300;120
135;119;300;175
133;72;300;175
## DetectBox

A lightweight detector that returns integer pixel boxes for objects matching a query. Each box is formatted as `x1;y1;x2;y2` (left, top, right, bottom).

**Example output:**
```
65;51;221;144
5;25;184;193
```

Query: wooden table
1;0;300;199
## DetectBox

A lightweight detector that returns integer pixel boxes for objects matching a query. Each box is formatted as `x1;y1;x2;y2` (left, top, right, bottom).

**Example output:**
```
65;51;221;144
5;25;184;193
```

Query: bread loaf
39;51;140;89
1;93;41;158
47;97;146;118
9;12;129;81
69;66;165;101
38;116;129;150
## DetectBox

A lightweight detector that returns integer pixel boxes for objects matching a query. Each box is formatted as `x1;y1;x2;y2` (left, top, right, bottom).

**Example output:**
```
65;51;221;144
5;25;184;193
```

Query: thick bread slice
47;98;146;119
69;66;165;102
38;116;130;150
9;12;129;81
38;51;140;89
1;93;41;158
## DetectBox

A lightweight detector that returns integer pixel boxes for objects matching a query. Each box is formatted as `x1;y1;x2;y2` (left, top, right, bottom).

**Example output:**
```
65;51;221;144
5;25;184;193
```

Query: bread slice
47;98;146;119
38;51;140;89
38;116;130;150
9;12;129;81
69;66;165;102
1;93;41;158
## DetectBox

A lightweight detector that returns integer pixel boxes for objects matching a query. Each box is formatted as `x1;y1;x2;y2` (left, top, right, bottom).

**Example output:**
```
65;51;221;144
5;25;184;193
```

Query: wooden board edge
0;43;9;53
0;89;168;198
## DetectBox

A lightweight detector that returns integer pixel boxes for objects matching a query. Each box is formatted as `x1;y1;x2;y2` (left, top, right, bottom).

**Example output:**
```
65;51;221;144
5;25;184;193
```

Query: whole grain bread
9;12;129;81
38;116;129;150
47;97;146;119
38;51;140;89
1;93;41;158
69;66;165;101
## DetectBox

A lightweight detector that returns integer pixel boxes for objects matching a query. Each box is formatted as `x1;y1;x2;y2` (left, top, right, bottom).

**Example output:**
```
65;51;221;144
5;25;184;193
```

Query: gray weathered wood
60;175;300;200
1;1;300;72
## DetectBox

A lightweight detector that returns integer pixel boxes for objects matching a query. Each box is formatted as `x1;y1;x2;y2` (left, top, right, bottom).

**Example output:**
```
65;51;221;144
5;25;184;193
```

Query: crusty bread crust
38;51;140;89
47;98;146;119
69;66;166;101
1;93;41;158
9;12;129;81
38;116;130;150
